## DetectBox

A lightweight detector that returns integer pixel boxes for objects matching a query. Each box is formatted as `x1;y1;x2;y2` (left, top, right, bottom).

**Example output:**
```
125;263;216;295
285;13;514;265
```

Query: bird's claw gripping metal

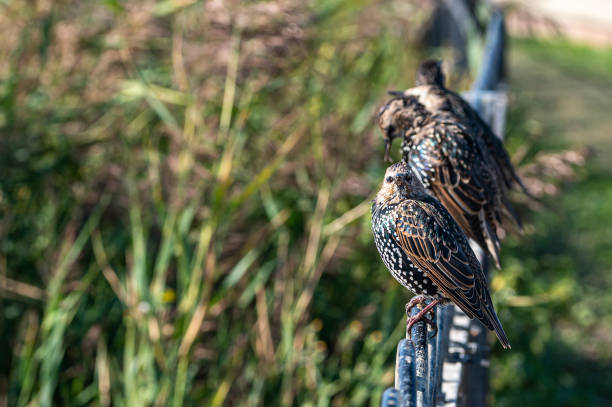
405;298;440;341
405;295;427;314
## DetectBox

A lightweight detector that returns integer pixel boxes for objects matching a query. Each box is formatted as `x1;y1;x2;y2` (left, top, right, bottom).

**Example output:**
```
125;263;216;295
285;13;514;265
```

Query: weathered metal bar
445;9;507;406
426;323;437;405
395;339;415;406
410;306;428;407
430;304;452;405
381;388;402;407
472;10;506;92
441;306;470;406
462;91;508;139
379;8;508;407
458;322;490;407
455;13;508;400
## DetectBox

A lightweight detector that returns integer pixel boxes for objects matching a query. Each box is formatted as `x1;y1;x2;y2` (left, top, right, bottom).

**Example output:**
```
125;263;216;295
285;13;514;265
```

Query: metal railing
380;10;508;407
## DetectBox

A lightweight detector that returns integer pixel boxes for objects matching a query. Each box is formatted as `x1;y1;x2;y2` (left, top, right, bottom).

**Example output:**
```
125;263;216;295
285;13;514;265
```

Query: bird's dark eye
386;176;394;183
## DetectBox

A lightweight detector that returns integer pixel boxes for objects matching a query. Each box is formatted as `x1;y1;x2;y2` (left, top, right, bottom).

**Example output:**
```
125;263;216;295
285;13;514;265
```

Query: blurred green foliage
0;1;610;406
488;38;612;406
0;1;424;405
513;37;612;84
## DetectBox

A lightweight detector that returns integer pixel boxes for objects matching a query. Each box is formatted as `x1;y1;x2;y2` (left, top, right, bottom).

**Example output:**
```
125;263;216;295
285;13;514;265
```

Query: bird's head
377;162;427;203
415;59;445;87
377;96;426;161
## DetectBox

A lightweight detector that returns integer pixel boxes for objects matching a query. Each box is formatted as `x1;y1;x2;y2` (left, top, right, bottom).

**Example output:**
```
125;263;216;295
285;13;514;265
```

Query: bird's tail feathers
480;211;501;269
488;308;511;349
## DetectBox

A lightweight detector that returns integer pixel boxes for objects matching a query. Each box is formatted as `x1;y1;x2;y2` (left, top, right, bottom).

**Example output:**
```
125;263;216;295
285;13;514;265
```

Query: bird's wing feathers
391;199;510;348
392;200;489;319
440;87;531;206
408;123;491;237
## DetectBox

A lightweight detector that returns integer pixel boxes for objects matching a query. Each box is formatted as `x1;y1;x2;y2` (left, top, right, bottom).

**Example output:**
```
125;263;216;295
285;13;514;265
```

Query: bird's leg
405;295;431;335
406;299;442;339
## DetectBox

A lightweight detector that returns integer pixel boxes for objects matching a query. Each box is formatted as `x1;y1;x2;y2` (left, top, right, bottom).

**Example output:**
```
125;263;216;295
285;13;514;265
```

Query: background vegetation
0;1;610;406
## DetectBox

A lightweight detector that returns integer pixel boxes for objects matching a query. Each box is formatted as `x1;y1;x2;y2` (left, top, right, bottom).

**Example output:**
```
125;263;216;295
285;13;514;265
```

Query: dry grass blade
219;25;242;140
323;198;373;236
255;289;275;364
295;234;342;324
95;338;111;407
232;123;306;207
0;276;45;302
302;187;331;277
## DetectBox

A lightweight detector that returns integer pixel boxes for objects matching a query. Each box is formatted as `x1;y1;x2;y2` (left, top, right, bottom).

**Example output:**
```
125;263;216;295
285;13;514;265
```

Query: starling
371;162;510;348
378;95;509;268
397;59;531;199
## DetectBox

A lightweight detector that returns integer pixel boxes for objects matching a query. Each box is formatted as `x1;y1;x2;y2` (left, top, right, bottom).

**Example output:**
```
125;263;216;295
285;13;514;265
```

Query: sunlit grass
0;1;429;405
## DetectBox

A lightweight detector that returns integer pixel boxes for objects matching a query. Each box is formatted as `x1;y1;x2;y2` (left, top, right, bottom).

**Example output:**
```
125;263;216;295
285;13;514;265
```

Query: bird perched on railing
395;59;531;200
371;162;510;348
378;95;510;268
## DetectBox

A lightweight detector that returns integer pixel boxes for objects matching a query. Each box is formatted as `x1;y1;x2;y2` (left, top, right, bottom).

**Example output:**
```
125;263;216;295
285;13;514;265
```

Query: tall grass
1;1;431;405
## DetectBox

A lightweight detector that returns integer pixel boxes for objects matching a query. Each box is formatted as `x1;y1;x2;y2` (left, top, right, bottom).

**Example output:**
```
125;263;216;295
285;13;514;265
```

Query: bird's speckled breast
372;202;440;298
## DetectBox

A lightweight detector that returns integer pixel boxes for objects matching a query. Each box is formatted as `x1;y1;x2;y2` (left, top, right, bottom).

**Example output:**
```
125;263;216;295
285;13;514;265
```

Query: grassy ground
1;1;611;406
488;38;612;406
509;38;612;169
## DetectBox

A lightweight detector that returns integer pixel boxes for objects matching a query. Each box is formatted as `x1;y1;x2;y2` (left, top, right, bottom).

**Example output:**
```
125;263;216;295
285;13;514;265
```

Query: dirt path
499;0;612;46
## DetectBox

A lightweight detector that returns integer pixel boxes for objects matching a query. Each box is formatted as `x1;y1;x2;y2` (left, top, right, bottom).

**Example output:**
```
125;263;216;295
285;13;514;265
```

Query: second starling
399;59;531;200
378;95;508;268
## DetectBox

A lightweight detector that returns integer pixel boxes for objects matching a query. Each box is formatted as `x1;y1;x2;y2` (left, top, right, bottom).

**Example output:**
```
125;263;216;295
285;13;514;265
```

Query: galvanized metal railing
380;9;508;407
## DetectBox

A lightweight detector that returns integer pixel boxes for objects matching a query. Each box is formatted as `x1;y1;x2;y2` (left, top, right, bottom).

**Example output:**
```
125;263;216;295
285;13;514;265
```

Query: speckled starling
398;59;531;200
378;95;510;268
371;162;510;348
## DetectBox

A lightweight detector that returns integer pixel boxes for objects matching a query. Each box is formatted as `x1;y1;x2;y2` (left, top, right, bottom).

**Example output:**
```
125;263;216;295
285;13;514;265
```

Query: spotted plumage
371;162;510;348
401;59;530;201
378;95;507;268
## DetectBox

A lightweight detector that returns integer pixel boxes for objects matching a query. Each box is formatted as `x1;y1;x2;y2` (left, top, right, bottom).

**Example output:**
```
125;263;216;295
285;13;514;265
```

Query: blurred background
0;0;610;406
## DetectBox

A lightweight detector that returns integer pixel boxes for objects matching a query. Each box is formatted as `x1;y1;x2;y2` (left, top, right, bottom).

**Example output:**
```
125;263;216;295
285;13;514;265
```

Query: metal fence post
379;8;508;407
